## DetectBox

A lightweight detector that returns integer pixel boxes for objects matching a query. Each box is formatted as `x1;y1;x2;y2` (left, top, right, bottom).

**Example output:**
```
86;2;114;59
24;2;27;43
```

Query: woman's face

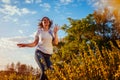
42;18;50;28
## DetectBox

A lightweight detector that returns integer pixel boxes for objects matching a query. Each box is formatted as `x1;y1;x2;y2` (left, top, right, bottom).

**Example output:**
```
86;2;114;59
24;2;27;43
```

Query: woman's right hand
17;44;26;48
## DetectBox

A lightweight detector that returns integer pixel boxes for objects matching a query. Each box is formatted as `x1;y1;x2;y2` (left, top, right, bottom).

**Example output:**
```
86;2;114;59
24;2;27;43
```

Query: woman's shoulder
49;29;54;33
37;28;43;32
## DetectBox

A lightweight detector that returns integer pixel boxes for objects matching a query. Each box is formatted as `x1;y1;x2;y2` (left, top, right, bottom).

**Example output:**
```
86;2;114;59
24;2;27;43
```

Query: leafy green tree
60;14;98;62
59;8;120;62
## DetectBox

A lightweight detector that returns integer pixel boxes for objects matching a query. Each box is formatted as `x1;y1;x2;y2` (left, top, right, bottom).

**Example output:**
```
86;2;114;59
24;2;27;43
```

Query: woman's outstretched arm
53;24;59;45
17;37;39;48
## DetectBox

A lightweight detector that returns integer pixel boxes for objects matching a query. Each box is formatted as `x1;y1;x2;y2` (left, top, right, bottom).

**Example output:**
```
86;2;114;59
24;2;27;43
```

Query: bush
46;40;120;80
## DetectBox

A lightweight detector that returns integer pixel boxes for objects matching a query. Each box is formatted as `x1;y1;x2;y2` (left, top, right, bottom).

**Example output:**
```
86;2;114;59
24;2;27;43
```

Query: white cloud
0;4;21;16
0;36;34;51
13;18;18;23
21;8;37;14
60;0;73;5
2;15;11;22
25;0;33;4
31;11;37;14
87;0;120;13
0;4;36;16
35;0;42;3
0;37;18;50
40;3;51;11
21;20;31;27
18;30;23;34
0;4;36;23
1;0;11;4
9;36;34;43
21;8;30;14
54;3;61;13
54;0;74;13
21;23;30;27
87;0;108;9
21;8;36;14
25;0;42;4
0;15;19;23
13;0;19;4
0;36;38;70
30;31;37;37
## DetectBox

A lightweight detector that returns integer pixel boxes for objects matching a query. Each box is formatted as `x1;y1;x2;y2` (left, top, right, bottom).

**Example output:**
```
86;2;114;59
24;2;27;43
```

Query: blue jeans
35;49;52;80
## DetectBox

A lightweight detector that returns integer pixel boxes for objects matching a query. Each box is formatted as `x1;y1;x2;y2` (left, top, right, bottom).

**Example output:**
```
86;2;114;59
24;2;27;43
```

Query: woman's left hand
53;24;59;34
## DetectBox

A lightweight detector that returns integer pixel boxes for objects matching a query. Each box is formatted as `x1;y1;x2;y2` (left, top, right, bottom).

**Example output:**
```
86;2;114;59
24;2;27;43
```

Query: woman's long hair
38;16;53;29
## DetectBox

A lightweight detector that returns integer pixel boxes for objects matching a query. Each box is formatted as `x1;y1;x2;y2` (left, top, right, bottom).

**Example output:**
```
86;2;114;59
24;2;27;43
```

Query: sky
0;0;114;70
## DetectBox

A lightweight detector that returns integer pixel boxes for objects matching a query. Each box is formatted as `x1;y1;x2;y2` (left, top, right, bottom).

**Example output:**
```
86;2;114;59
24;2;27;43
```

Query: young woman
17;17;59;80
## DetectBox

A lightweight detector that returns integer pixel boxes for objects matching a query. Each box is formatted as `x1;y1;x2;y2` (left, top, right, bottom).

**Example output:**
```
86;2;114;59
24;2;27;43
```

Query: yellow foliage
45;40;120;80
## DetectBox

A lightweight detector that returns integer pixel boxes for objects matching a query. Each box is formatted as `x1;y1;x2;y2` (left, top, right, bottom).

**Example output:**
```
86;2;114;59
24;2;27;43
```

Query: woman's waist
35;49;52;56
36;46;53;54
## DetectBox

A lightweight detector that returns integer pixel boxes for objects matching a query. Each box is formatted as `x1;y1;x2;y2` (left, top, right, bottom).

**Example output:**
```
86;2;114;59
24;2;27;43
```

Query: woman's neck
43;26;49;31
